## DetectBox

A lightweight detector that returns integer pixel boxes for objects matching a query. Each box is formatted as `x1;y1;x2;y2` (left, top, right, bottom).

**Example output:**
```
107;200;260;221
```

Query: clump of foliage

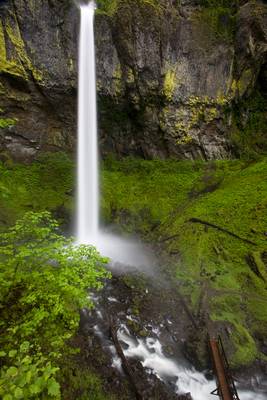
97;0;119;15
0;118;17;128
96;0;162;16
0;211;110;399
193;0;237;43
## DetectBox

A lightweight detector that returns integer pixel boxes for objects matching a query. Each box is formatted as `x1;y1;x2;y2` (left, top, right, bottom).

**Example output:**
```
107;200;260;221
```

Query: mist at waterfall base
76;4;266;400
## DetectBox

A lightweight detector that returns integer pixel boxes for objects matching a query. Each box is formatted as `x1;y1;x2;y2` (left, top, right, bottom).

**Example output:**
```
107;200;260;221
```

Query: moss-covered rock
101;156;267;368
0;152;74;227
230;89;267;158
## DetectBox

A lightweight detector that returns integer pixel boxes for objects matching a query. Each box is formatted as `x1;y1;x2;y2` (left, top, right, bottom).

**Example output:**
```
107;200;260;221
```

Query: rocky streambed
77;257;267;400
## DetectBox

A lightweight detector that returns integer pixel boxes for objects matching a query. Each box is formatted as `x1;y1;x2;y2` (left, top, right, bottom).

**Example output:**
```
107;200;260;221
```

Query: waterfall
76;1;151;267
77;2;98;244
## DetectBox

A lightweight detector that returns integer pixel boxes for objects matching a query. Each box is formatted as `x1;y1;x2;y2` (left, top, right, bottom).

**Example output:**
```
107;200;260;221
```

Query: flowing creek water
76;3;267;399
80;263;267;400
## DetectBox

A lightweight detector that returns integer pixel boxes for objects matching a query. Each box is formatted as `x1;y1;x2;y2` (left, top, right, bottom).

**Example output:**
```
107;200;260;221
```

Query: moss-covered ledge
101;156;267;368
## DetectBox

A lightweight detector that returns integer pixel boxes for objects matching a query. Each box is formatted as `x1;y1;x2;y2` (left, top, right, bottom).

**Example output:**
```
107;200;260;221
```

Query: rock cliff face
0;0;266;161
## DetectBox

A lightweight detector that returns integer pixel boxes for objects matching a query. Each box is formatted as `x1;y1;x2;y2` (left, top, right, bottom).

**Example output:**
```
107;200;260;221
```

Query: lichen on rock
0;0;266;161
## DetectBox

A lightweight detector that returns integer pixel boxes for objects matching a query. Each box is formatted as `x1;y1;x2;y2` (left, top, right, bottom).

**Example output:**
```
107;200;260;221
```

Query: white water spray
77;2;98;243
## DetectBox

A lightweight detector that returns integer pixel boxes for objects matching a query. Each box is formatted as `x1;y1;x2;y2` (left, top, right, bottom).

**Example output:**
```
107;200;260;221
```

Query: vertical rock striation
0;0;266;161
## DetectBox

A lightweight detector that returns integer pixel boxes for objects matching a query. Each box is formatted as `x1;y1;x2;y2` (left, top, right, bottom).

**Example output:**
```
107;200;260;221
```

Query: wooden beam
209;339;233;400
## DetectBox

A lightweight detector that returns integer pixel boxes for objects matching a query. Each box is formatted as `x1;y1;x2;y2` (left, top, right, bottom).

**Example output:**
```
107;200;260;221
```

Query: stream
78;239;267;400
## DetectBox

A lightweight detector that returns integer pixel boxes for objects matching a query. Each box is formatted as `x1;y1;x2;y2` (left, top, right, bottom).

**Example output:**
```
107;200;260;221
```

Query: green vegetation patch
0;153;266;369
0;211;110;399
231;90;267;158
192;0;237;44
96;0;120;16
102;157;267;367
0;152;74;227
0;118;17;128
96;0;162;16
0;16;43;81
101;157;204;234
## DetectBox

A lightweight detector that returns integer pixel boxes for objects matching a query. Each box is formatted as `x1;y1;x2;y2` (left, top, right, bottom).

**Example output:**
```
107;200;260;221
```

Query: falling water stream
77;2;152;266
77;2;98;243
76;3;266;400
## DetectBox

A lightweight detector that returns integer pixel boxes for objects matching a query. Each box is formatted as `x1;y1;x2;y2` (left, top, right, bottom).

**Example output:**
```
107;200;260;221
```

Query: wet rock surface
78;271;197;399
77;267;267;400
0;0;266;160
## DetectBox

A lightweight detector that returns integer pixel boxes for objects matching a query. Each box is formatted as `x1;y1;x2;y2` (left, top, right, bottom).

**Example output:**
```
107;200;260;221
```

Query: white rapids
117;325;266;400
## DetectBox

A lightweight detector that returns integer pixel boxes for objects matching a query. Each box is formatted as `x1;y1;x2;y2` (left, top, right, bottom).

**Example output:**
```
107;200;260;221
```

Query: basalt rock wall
0;0;266;161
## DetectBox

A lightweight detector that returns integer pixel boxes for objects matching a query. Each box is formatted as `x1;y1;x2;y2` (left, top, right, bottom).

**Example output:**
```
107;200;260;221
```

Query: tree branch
188;218;257;246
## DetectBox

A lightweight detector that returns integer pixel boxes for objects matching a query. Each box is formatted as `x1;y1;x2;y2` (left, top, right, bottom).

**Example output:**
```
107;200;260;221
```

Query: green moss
60;363;117;400
96;0;163;17
2;154;266;368
175;122;193;145
112;64;123;95
96;0;120;16
0;118;17;128
0;20;26;78
210;295;259;365
0;17;43;81
101;157;204;233
166;95;228;146
237;69;254;97
230;89;267;158
102;157;267;367
192;2;237;44
126;68;135;84
0;152;74;227
6;20;43;82
0;21;7;62
163;69;176;101
231;323;258;367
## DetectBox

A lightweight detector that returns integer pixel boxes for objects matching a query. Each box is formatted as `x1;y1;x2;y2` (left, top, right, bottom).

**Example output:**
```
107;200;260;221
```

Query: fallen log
109;317;143;400
188;218;257;246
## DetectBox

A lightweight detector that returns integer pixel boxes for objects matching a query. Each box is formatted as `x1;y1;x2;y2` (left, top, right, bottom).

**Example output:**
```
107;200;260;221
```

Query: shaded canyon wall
0;0;266;161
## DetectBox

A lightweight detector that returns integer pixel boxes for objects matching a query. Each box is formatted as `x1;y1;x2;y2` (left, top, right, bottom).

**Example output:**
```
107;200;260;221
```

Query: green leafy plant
0;342;60;400
0;211;110;399
0;118;17;128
